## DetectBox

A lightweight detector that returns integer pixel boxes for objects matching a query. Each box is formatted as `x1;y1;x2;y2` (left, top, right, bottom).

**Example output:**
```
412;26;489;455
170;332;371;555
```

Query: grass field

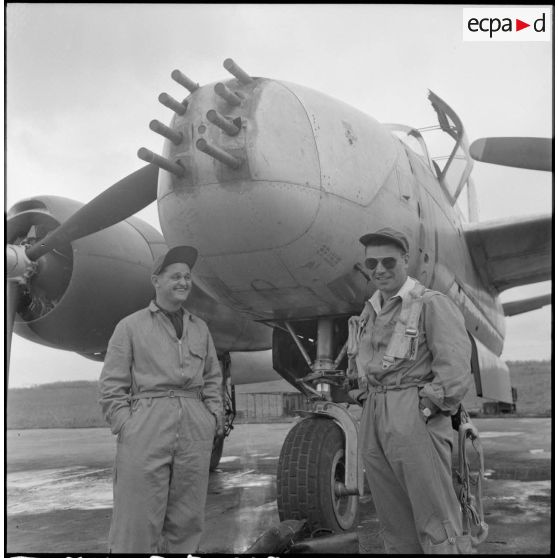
6;360;551;429
7;382;106;429
508;360;552;416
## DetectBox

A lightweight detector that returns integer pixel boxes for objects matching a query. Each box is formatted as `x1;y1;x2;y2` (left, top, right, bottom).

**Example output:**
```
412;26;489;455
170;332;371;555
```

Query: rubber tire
277;417;359;533
209;435;224;471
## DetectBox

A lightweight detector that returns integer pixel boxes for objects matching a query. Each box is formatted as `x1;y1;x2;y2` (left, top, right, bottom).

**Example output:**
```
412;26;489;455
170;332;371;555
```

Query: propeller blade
26;164;159;261
470;137;552;172
6;281;20;378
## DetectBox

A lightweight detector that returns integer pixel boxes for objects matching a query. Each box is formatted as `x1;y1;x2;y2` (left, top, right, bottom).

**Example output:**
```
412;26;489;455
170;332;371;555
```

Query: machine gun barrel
223;58;253;84
206;109;240;136
196;139;242;169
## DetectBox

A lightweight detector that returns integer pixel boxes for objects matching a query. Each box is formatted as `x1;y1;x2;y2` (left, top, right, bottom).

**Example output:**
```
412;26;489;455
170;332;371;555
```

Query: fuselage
157;77;506;356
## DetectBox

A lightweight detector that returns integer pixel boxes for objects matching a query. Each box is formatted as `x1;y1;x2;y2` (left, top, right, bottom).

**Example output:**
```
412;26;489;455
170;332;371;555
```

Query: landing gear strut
274;317;362;533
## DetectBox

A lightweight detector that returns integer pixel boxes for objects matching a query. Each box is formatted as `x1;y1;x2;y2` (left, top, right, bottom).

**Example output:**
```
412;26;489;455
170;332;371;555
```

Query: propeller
6;163;159;376
470;137;552;172
26;164;159;261
6;58;248;378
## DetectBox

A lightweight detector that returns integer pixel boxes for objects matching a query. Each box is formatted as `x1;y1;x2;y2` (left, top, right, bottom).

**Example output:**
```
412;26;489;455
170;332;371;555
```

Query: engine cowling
7;195;272;358
8;195;167;357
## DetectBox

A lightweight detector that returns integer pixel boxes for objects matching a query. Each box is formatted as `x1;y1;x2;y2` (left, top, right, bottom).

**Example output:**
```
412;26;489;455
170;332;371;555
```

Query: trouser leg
360;393;423;554
163;398;215;553
361;389;470;554
108;432;170;552
406;407;470;554
163;440;213;552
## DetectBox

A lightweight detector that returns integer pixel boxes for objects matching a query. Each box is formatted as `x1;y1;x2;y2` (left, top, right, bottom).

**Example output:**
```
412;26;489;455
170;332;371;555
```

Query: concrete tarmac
6;418;551;554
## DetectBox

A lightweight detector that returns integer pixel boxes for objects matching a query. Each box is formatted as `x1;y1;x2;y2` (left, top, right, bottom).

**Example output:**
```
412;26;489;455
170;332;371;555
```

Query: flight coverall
99;301;222;553
355;277;473;554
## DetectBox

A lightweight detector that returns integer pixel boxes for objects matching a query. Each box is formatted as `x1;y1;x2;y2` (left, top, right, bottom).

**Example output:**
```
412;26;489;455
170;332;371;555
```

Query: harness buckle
405;327;418;338
169;390;175;398
381;355;395;370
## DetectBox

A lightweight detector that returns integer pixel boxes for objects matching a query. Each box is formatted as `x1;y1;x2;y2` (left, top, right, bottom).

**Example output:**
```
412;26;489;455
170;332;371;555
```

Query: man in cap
99;246;223;553
350;228;473;553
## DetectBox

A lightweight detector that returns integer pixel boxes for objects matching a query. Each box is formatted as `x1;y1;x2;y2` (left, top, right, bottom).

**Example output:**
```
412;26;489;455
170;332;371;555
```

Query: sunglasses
364;257;399;270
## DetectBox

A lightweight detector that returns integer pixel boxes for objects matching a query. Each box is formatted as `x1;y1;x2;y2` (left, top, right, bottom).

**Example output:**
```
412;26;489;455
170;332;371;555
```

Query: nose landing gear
274;317;362;533
277;414;360;533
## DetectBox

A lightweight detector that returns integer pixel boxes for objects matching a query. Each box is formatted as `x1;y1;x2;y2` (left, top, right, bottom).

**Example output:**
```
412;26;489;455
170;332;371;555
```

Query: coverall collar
148;300;193;321
369;276;416;314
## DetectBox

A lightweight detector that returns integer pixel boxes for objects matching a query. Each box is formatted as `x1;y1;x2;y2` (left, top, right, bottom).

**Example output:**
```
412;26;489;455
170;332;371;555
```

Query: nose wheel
273;317;360;532
277;416;358;533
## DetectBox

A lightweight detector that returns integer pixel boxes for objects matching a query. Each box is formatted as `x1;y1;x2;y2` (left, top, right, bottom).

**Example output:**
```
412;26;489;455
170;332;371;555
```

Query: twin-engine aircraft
6;59;551;532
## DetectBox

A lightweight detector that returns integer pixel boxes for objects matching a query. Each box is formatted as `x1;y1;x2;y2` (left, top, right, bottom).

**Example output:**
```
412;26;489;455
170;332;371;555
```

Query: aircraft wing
463;213;552;293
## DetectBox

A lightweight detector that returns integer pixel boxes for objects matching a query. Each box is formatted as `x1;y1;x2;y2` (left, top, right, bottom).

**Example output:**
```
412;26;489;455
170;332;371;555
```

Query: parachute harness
455;405;489;546
347;287;489;547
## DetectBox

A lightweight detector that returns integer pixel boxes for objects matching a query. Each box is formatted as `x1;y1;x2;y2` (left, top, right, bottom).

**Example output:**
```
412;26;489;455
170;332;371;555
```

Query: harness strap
347;301;375;383
130;389;202;400
457;407;488;547
382;283;426;369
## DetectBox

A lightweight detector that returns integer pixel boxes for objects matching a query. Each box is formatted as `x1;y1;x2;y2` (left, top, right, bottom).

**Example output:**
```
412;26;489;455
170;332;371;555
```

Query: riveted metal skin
156;74;507;375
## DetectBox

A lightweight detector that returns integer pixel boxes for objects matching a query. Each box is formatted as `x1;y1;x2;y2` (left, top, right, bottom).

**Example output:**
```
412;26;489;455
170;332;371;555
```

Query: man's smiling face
364;243;409;299
152;262;192;310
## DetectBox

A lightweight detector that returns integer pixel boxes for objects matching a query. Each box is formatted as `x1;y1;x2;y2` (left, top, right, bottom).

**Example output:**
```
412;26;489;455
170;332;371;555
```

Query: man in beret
99;246;223;553
350;228;473;553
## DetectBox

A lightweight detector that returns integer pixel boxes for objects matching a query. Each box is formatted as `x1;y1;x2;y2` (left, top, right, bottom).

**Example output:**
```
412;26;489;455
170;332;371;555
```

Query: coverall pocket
200;403;217;434
116;403;140;442
116;418;130;443
188;337;207;359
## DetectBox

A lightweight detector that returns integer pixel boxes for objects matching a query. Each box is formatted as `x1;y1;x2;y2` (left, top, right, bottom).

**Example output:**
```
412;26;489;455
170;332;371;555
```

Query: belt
130;389;202;400
369;382;426;393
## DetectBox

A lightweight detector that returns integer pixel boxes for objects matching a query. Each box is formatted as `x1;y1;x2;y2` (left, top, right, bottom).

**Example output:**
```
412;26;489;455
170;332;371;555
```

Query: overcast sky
6;4;552;387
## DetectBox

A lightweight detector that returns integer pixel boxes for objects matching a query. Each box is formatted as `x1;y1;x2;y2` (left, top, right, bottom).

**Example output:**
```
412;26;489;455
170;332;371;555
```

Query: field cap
152;246;198;275
359;227;409;253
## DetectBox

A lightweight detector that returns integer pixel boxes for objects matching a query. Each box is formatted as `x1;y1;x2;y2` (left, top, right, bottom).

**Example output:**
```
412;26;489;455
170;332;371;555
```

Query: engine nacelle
8;195;273;359
8;196;167;357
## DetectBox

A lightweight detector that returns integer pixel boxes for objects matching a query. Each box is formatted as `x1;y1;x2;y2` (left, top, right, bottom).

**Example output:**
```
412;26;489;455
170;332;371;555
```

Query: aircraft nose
157;77;322;255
